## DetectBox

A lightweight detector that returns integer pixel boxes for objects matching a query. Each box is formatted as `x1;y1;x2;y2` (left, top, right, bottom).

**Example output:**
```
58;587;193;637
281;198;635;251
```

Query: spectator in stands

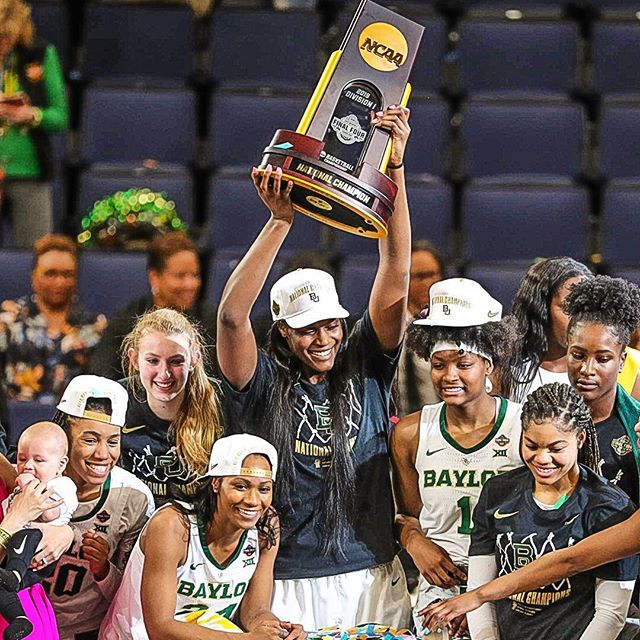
395;239;445;416
90;231;216;380
0;0;68;248
0;234;107;404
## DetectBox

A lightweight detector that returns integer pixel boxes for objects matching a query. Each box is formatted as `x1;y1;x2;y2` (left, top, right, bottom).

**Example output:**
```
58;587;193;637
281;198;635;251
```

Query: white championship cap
202;434;278;481
414;278;502;327
270;268;349;329
57;375;128;427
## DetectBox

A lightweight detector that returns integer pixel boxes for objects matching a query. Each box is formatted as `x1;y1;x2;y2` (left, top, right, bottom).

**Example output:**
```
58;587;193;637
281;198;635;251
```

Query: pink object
0;481;60;639
0;584;59;639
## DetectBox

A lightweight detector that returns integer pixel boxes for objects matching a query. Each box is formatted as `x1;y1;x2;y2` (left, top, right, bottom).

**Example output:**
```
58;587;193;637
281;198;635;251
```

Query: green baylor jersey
416;397;522;567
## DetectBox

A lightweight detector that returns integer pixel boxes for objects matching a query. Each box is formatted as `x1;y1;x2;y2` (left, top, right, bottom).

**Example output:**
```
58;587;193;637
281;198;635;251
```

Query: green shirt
0;44;68;179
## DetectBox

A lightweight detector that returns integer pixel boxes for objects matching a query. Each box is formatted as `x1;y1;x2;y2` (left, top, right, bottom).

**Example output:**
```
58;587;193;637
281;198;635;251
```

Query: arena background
1;0;639;318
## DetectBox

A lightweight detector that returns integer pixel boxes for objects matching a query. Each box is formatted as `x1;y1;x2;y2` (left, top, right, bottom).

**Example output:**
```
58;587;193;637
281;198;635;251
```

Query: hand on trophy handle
252;164;294;224
371;105;411;169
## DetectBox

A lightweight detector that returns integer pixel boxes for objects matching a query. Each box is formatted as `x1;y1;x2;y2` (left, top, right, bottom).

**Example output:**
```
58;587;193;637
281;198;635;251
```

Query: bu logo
310;292;320;302
442;304;451;315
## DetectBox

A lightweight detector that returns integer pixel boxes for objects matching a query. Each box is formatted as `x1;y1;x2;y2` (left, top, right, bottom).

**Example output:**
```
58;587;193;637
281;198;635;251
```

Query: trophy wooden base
257;130;397;238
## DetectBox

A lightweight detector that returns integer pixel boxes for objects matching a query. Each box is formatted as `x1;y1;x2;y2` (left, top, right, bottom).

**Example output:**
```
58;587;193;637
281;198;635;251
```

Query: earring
485;376;493;394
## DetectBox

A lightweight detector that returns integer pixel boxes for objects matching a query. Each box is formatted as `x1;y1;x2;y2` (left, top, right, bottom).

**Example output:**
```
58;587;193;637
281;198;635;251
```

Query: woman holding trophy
216;105;413;630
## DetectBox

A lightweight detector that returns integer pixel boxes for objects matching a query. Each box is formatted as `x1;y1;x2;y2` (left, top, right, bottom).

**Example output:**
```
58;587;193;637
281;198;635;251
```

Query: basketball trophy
257;0;424;239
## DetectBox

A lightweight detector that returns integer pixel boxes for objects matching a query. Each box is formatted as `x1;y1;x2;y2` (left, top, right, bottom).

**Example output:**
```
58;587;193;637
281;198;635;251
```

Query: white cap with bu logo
270;268;349;329
57;375;129;427
203;434;278;481
414;277;502;327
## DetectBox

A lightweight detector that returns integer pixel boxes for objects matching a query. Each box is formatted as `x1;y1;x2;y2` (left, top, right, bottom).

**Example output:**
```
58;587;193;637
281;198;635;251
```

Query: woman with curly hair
501;257;592;402
120;308;223;506
425;383;637;640
390;278;523;640
563;275;640;505
101;434;306;640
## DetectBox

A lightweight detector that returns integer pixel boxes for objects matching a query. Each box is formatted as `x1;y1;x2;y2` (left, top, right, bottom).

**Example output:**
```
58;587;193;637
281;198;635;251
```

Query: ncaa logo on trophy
256;0;424;239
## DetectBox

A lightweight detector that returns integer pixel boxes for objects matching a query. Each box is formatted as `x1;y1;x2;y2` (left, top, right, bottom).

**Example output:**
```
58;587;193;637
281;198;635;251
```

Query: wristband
387;161;403;170
0;527;13;547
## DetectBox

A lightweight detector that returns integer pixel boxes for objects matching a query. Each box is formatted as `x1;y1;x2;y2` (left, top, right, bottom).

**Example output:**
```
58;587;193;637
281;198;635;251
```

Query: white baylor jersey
101;507;260;639
416;397;522;567
46;466;154;639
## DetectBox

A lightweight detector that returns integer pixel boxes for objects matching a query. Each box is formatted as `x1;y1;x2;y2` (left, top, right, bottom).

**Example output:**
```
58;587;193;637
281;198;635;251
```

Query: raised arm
369;106;412;352
216;166;294;390
422;508;640;631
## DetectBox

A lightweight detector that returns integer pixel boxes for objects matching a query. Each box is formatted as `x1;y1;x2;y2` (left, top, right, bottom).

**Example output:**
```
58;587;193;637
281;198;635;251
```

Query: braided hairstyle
505;257;592;401
522;382;600;473
564;275;640;350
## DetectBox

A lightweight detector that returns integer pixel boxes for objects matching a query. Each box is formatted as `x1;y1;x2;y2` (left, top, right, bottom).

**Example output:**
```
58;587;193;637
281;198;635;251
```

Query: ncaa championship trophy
257;0;424;238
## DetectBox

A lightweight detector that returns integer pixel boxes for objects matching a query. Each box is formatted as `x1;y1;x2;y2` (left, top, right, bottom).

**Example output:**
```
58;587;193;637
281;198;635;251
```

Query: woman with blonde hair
0;0;68;247
120;307;223;506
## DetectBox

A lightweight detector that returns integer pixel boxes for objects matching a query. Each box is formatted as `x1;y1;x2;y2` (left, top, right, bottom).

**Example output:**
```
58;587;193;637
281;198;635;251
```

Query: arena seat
207;172;320;251
593;23;640;97
77;165;194;225
31;0;69;70
600;101;640;179
404;15;447;95
81;86;196;165
610;267;640;288
457;19;578;97
465;261;530;312
402;97;450;177
0;251;33;302
77;251;149;317
209;90;308;168
602;182;640;264
462;181;589;261
210;9;321;89
204;249;292;315
338;256;377;318
461;99;584;179
335;178;452;255
6;401;55;447
83;3;194;83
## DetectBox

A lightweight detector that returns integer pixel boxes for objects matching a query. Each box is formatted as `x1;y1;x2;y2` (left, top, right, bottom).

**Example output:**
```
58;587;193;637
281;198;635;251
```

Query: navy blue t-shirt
471;465;638;640
119;378;195;506
221;312;399;579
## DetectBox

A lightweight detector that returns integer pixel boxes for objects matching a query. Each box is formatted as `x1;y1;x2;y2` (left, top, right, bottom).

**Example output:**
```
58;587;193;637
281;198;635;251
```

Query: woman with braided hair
564;275;640;506
438;382;638;640
391;278;523;640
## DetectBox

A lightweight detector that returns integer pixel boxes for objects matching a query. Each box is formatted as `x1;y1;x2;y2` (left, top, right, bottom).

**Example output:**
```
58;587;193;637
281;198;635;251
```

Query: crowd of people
0;18;640;639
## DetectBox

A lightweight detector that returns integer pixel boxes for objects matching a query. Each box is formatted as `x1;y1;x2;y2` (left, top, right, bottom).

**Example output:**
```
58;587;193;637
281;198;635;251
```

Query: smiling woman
391;278;522;640
447;383;637;640
100;434;306;640
49;375;154;640
118;308;223;506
